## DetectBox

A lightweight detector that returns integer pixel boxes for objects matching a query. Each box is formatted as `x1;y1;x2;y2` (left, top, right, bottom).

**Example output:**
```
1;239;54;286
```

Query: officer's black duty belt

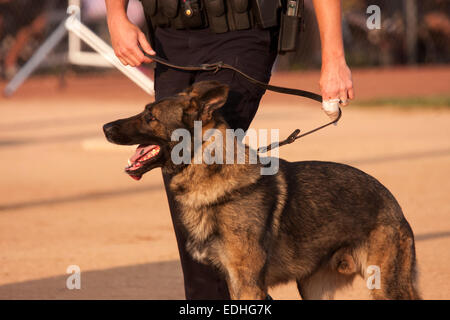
140;0;281;33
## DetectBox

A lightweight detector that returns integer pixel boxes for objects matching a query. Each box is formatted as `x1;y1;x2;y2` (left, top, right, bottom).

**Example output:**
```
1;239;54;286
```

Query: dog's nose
103;122;119;142
103;122;115;136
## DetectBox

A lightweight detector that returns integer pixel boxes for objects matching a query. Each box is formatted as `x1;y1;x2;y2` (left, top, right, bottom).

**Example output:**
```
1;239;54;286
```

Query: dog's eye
145;113;156;123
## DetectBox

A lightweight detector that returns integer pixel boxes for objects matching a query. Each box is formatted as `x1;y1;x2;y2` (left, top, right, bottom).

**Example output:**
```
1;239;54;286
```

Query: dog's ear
185;81;229;122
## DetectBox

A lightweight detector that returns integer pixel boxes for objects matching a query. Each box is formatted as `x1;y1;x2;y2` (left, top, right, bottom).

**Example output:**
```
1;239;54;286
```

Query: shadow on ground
0;260;184;299
0;185;163;212
0;231;449;299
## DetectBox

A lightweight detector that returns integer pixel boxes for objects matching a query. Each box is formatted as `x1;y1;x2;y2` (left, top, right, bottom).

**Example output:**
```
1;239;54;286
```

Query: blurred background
0;0;449;299
0;0;449;78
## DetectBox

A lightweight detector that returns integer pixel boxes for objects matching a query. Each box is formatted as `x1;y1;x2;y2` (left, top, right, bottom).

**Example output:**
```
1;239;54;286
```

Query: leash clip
258;129;301;153
286;128;302;143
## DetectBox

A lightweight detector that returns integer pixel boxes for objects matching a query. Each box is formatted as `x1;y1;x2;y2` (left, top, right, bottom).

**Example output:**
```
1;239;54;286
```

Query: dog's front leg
222;252;267;300
226;273;266;300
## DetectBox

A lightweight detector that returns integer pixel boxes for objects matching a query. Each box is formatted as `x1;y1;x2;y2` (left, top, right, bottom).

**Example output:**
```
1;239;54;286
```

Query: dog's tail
351;222;421;300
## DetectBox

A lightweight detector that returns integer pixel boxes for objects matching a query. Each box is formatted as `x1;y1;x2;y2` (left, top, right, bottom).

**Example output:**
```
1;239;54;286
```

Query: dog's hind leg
296;266;356;300
296;248;358;300
363;224;421;300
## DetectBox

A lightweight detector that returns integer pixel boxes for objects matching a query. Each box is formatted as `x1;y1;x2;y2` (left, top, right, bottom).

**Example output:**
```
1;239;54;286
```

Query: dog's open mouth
125;144;161;180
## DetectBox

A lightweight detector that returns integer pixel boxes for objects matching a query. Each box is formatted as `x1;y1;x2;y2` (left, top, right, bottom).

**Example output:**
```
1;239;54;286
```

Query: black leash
147;54;342;153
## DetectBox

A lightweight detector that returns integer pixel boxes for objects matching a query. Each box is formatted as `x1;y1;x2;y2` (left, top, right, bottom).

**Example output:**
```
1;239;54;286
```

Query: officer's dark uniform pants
153;27;277;299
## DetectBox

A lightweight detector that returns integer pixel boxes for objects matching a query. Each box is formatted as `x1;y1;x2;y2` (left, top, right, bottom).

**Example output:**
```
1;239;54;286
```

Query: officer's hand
319;57;354;107
108;15;155;67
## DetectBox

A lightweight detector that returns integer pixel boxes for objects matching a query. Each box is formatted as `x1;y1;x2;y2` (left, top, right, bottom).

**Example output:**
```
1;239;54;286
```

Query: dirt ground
0;66;449;299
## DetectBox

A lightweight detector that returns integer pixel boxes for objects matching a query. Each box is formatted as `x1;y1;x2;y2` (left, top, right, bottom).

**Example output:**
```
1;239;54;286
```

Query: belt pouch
141;0;167;29
140;0;157;16
251;0;280;29
278;0;303;53
204;0;229;33
160;0;179;18
230;0;250;30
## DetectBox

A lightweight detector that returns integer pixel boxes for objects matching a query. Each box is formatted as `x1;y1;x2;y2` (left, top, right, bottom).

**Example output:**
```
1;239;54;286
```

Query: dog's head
103;80;229;180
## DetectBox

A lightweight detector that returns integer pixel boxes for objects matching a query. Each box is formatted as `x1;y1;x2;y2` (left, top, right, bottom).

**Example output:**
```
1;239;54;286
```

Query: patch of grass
354;95;450;108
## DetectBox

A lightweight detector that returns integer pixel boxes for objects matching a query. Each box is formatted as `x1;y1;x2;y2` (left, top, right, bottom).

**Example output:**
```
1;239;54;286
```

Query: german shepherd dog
103;81;420;300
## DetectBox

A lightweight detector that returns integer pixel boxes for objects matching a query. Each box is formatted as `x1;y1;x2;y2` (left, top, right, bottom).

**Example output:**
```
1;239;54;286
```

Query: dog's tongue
126;144;156;181
129;144;155;163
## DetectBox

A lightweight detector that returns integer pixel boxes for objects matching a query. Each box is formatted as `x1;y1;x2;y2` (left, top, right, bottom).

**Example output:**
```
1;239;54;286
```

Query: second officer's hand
107;15;155;67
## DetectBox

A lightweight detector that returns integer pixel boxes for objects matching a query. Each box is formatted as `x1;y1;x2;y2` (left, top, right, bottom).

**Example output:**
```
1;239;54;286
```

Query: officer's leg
154;64;231;299
196;68;267;131
192;30;277;300
195;29;277;130
153;28;231;299
154;28;276;300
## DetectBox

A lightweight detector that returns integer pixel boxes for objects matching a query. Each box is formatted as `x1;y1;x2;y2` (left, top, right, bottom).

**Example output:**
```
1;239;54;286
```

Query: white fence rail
4;2;154;97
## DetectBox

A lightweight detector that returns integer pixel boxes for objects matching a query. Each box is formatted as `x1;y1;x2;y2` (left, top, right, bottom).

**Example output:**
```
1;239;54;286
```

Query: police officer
105;0;354;299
